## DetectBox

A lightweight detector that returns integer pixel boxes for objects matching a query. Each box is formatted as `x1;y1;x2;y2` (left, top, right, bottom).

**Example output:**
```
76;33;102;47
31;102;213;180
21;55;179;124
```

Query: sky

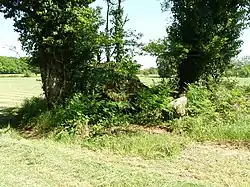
0;0;250;68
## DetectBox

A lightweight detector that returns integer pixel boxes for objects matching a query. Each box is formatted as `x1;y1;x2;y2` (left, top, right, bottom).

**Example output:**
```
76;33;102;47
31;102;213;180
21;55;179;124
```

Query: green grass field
0;76;250;186
137;74;163;86
0;77;42;108
1;132;250;187
139;75;250;87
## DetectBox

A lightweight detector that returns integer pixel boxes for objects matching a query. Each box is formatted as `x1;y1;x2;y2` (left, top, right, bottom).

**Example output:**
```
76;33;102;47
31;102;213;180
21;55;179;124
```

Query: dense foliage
143;39;172;78
17;82;173;136
0;56;28;74
1;0;250;141
169;80;250;140
17;79;250;141
160;0;250;91
1;0;103;108
226;57;250;77
227;65;250;78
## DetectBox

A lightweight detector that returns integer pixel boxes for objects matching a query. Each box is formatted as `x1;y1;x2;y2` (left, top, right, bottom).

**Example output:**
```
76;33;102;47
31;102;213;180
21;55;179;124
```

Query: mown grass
0;132;201;187
137;74;162;86
0;77;42;108
137;74;250;87
1;131;250;187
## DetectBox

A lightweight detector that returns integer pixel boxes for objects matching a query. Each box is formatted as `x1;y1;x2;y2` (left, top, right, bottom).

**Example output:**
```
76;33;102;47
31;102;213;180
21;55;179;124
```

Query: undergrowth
82;132;190;159
168;80;250;141
17;81;175;137
16;79;250;145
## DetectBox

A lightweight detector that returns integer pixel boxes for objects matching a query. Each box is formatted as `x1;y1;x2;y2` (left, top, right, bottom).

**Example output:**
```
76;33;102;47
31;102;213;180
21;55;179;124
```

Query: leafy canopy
161;0;250;91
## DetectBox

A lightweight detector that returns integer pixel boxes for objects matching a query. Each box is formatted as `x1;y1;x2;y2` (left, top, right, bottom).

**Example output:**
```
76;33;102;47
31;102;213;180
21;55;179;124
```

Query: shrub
17;76;250;142
131;82;174;124
168;80;250;141
142;70;150;77
18;97;48;126
17;81;175;137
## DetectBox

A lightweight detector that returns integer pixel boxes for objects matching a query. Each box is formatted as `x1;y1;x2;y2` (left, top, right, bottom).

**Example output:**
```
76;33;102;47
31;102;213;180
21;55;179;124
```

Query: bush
168;80;250;141
142;70;150;77
18;97;48;124
17;76;250;143
17;81;175;137
131;82;174;124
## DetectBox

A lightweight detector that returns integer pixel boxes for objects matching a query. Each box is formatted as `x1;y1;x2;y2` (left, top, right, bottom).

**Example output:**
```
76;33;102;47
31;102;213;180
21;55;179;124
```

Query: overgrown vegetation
169;80;250;141
82;132;190;159
16;80;175;137
15;79;250;143
1;0;250;162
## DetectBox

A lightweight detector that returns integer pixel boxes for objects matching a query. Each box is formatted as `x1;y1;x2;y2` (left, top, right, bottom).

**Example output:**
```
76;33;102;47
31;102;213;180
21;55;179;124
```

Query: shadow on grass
0;107;20;129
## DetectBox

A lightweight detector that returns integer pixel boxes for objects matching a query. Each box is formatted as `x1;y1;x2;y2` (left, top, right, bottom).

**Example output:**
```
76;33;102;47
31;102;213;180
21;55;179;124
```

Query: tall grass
83;132;191;159
15;79;250;154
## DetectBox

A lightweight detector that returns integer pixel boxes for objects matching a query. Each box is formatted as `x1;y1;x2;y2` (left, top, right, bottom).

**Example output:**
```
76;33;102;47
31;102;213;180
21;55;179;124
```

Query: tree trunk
105;0;111;62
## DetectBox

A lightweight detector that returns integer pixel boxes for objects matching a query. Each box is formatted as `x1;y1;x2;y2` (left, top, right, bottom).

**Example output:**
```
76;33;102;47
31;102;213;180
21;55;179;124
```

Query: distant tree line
139;57;250;78
0;56;39;75
139;67;158;76
226;56;250;78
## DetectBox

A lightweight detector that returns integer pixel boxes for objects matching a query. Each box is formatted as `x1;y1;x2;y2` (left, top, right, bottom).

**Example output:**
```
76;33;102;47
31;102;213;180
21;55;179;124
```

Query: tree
148;67;158;75
0;56;30;74
228;56;250;77
101;0;143;63
143;39;176;77
104;0;112;63
161;0;250;92
0;0;102;108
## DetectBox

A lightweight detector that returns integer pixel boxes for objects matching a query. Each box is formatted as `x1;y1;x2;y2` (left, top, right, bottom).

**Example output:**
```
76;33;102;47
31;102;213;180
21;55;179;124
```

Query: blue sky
0;0;250;68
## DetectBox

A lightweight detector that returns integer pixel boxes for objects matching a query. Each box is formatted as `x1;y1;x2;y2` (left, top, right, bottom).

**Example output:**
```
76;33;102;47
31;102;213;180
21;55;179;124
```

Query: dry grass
0;132;250;187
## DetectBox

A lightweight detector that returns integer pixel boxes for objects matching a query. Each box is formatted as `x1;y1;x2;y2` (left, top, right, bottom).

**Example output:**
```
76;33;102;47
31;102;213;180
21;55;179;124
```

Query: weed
83;132;190;159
